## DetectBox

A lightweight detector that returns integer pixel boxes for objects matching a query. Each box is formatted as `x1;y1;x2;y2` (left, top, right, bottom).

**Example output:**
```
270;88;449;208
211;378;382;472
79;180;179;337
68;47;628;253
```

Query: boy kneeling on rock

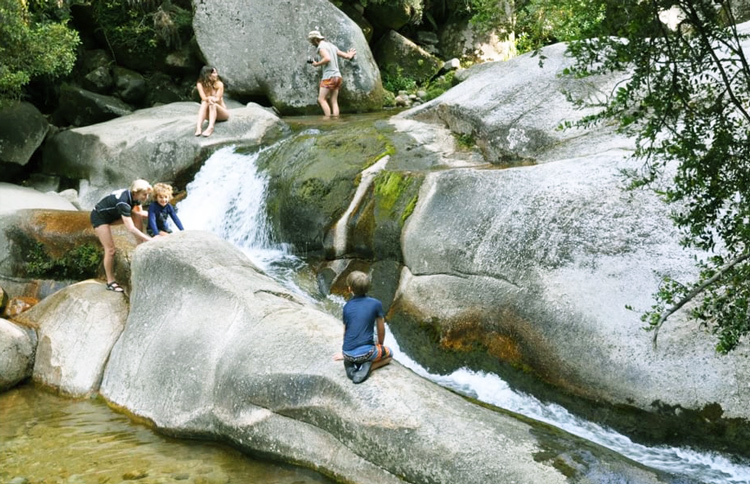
333;271;393;383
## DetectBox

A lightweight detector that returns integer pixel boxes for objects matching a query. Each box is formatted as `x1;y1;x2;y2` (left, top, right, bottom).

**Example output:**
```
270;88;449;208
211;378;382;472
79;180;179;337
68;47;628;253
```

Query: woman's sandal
106;282;125;293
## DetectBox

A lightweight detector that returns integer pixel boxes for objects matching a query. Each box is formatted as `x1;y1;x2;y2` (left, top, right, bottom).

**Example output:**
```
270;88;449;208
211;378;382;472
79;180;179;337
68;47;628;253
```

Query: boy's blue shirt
342;295;384;353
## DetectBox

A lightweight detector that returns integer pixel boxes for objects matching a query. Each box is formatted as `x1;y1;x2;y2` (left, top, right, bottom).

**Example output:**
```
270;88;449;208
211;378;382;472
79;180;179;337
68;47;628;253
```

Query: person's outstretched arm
122;215;152;242
337;48;356;60
147;207;159;236
168;204;184;231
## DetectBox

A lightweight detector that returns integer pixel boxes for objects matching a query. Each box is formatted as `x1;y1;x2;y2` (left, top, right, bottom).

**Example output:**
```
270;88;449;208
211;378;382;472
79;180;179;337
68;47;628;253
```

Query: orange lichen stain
485;333;524;364
31;210;92;235
440;311;527;366
3;296;39;319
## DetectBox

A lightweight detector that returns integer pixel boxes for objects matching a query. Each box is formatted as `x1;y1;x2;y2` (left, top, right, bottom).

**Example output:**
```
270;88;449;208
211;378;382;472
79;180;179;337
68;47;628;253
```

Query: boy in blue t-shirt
334;271;393;384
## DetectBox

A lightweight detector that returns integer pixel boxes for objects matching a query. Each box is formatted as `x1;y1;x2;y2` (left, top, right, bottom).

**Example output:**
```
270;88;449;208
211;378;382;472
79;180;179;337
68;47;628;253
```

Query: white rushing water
179;146;750;484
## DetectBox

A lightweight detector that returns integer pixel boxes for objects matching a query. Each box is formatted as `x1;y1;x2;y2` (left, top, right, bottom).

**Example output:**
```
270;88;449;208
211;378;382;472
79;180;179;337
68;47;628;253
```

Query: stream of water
176;145;750;484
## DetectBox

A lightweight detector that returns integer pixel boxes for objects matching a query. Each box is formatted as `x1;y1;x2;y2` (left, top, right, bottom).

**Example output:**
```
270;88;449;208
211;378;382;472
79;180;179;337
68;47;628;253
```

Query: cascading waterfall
177;146;302;281
179;145;750;484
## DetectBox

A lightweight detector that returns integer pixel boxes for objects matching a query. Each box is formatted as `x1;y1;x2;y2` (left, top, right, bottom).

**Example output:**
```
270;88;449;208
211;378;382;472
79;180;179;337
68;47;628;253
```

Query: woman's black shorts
90;210;116;228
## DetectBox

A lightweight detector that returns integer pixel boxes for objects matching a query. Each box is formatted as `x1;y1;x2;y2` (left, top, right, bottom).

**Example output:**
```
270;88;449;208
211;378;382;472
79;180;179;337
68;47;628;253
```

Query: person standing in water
195;66;229;137
307;30;356;117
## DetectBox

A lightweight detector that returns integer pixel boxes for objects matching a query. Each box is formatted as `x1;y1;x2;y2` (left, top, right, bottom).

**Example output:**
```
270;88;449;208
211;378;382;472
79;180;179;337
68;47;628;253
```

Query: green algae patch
257;121;400;252
373;170;421;228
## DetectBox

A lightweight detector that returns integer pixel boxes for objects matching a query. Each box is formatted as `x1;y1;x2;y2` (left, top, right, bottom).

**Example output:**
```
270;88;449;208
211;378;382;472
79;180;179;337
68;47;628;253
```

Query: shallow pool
0;384;334;484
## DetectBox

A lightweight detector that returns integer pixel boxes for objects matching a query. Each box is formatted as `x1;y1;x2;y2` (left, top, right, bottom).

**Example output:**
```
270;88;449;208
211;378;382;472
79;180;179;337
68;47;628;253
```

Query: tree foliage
564;0;750;352
0;0;79;103
515;0;607;52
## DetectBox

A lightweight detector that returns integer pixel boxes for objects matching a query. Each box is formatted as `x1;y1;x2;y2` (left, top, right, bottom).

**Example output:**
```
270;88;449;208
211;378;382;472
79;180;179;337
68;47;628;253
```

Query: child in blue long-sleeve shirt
148;183;184;236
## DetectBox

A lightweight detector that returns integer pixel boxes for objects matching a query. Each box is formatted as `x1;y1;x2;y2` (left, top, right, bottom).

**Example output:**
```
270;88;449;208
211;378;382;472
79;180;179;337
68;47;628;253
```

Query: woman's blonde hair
153;182;174;199
130;179;152;194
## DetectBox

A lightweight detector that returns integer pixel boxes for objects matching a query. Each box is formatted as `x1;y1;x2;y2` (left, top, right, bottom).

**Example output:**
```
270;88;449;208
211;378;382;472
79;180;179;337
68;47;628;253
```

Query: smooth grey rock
192;0;384;114
0;101;49;173
57;188;83;210
99;231;573;484
402;43;632;165
0;183;76;215
14;280;128;397
396;152;750;419
0;318;36;391
42;102;289;208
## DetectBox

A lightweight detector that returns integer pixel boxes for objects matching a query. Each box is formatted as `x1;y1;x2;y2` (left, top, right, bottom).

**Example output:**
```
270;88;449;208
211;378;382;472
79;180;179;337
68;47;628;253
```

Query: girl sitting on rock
90;180;155;293
195;66;229;137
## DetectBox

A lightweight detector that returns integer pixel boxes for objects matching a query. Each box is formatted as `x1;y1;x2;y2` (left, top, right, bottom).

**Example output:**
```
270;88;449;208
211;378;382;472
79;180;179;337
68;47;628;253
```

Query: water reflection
0;384;334;484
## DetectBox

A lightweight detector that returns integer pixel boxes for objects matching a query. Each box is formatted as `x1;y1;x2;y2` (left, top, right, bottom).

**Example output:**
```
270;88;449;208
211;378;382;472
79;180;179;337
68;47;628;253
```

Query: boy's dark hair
347;271;370;296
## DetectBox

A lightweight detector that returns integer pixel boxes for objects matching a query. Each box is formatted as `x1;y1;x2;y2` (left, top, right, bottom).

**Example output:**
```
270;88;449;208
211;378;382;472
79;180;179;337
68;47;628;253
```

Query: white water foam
180;145;750;484
384;332;750;484
176;146;303;285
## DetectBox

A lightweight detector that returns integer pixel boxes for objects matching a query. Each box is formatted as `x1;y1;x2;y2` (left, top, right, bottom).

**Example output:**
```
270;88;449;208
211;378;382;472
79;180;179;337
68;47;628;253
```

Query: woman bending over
90;179;155;292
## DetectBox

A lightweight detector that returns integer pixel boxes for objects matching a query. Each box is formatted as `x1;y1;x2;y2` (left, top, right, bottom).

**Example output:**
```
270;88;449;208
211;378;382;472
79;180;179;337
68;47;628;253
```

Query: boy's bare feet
202;127;214;137
194;129;202;136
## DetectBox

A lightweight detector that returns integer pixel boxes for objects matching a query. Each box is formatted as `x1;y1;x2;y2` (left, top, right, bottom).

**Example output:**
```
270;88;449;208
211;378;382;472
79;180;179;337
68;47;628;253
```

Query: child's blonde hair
347;271;370;296
153;183;174;200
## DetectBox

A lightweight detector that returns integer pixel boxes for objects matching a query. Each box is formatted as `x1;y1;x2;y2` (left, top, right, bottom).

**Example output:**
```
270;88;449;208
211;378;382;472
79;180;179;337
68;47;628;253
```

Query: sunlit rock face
192;0;384;114
98;231;670;484
402;43;633;166
42;102;288;208
13;280;128;397
394;58;750;420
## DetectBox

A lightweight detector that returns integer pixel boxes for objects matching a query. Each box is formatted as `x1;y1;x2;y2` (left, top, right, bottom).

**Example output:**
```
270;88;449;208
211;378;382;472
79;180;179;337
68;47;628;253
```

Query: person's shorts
90;210;116;228
320;76;343;89
343;344;393;364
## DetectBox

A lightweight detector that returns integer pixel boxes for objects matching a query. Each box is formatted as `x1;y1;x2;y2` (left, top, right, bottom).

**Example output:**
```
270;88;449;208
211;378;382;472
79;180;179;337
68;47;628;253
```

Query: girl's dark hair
198;66;217;92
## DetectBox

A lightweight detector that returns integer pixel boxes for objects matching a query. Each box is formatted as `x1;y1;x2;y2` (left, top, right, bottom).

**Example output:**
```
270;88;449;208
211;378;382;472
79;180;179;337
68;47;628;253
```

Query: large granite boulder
13;280;128;397
402;42;633;165
98;231;674;483
42;102;289;208
0;209;135;292
0;318;36;392
192;0;385;114
391;150;750;428
0;102;50;181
